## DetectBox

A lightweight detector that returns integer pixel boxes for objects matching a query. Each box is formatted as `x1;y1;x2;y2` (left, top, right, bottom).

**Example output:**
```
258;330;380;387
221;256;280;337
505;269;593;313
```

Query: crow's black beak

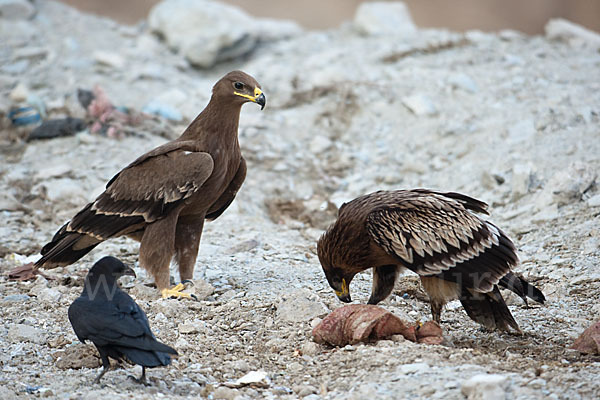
123;267;136;278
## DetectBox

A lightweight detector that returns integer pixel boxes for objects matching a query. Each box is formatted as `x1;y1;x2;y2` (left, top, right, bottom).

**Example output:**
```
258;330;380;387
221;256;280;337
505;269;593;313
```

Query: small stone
272;386;293;395
2;59;29;74
225;370;270;388
175;337;190;350
581;237;600;255
37;287;62;303
227;239;260;254
507;119;535;144
130;283;157;301
310;318;322;329
9;82;29;102
287;361;303;373
47;335;71;348
499;29;523;40
231;359;251;372
444;381;460;389
178;320;207;334
511;163;535;200
503;54;524;66
142;100;183;121
276;288;329;323
303;395;322;400
54;344;101;369
2;294;30;302
461;374;509;400
212;386;240;400
0;387;16;398
448;73;478;93
184;279;214;300
390;334;406;342
32;275;49;288
0;0;36;20
527;378;547;389
354;1;417;37
293;384;317;397
586;194;600;207
93;50;125;69
34;164;72;180
301;341;320;356
399;362;430;374
8;324;47;344
13;46;48;60
401;94;437;116
309;136;333;153
136;64;165;80
36;178;87;203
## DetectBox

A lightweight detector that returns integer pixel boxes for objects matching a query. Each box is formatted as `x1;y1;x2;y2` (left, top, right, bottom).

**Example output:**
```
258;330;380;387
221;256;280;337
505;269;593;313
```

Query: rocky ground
1;1;600;399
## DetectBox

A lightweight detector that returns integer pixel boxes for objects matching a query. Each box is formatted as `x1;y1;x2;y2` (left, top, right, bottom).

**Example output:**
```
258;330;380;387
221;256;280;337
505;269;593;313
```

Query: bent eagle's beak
334;278;351;303
235;87;266;110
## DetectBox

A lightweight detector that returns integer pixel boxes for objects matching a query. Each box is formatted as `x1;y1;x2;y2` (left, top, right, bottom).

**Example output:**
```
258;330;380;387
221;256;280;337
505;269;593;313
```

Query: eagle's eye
234;82;244;90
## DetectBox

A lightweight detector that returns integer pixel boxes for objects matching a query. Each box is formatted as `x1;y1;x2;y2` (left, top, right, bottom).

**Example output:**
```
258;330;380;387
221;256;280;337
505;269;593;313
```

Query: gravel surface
1;1;599;399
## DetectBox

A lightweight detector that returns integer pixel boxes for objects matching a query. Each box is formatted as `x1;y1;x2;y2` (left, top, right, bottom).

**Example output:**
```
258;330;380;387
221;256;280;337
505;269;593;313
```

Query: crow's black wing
68;292;176;355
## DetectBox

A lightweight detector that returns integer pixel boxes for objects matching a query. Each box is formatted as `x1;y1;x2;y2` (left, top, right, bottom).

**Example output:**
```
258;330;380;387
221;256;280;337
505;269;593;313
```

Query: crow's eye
234;82;244;90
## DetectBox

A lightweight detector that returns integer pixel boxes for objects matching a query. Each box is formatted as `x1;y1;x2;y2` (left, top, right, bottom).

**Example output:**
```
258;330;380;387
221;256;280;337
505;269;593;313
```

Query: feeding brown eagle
35;71;265;298
317;189;545;333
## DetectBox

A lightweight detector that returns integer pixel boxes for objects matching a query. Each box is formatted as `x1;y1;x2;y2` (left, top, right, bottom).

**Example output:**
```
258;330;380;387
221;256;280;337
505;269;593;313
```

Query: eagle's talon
161;284;192;299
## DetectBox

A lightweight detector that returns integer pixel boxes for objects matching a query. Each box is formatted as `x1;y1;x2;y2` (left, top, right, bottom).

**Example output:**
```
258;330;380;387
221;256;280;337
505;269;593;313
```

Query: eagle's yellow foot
161;283;192;299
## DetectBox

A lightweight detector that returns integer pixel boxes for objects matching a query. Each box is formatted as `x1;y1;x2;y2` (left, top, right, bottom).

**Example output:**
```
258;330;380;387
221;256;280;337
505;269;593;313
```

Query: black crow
68;256;178;384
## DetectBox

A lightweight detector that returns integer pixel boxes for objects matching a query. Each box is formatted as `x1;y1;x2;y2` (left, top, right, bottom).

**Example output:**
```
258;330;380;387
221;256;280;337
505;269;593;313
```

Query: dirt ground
1;1;599;399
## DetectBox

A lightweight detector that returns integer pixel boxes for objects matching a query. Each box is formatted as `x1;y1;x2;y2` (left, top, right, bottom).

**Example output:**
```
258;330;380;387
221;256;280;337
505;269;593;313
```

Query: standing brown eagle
35;71;266;298
317;189;545;333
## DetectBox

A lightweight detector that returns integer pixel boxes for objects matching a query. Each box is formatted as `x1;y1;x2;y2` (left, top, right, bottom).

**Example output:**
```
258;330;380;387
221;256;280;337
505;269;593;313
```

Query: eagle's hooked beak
235;87;266;110
334;278;351;303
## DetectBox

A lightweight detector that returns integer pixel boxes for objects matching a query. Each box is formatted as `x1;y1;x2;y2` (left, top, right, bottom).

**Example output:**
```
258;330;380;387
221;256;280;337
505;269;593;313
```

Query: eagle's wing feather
366;191;517;292
68;144;214;239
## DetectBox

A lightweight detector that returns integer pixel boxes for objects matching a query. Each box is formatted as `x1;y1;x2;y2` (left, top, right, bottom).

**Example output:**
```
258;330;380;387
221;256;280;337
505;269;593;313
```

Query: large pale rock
254;18;303;42
148;0;301;68
353;2;416;37
542;162;596;207
545;18;600;50
0;0;35;20
148;0;256;67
